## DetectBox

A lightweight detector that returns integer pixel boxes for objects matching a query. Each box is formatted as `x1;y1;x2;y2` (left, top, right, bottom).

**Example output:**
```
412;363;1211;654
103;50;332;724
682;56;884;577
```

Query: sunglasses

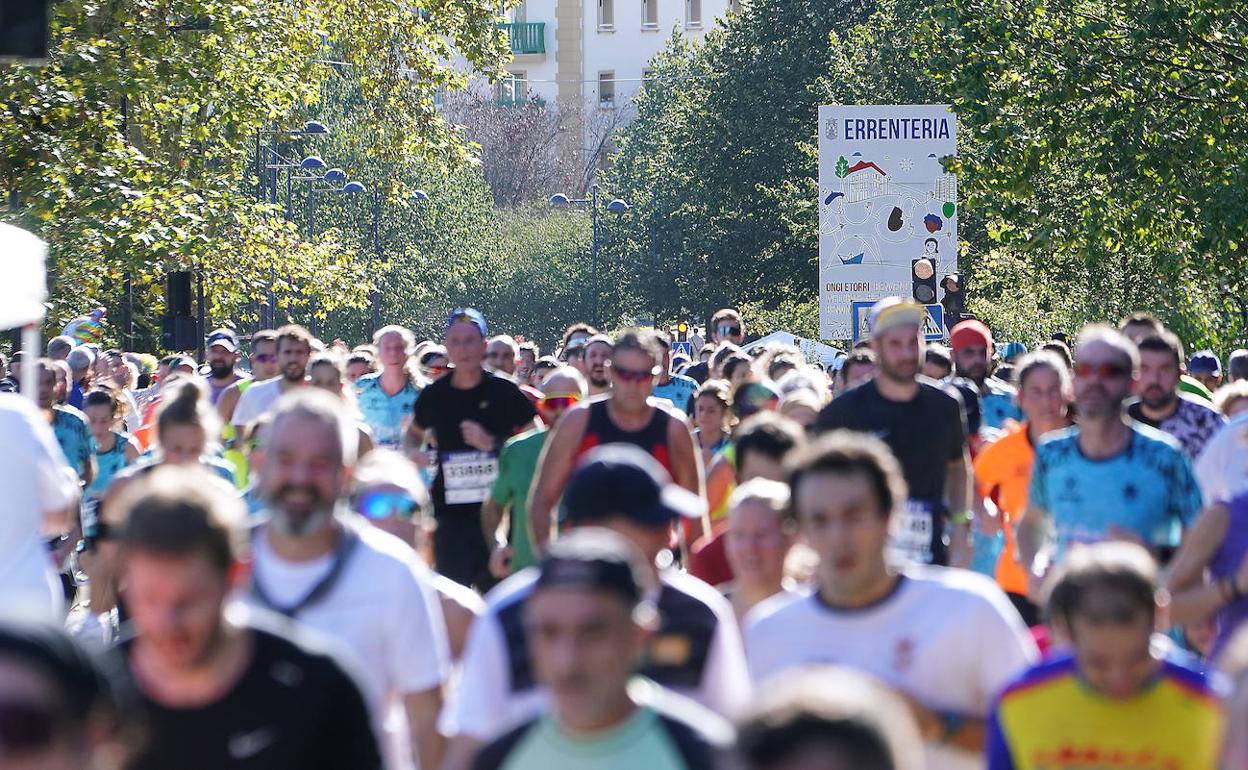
254;353;277;363
424;365;449;375
356;490;421;520
77;520;117;554
1074;362;1131;379
718;325;741;337
610;363;660;383
540;393;581;411
0;701;64;755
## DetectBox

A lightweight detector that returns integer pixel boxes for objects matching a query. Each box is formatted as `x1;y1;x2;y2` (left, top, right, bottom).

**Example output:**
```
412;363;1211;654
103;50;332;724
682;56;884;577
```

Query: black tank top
576;399;674;474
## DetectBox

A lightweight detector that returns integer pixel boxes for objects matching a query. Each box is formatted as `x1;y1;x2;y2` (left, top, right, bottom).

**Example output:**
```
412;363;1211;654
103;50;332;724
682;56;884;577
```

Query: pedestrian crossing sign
671;341;693;356
922;304;944;341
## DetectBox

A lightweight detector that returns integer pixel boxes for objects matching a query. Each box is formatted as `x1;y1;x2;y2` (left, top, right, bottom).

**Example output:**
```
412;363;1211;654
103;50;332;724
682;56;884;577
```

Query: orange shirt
973;423;1034;595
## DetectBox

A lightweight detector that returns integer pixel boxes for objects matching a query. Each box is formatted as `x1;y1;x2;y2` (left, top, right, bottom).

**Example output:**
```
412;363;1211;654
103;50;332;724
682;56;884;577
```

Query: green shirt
492;707;701;770
489;427;547;572
1179;374;1214;402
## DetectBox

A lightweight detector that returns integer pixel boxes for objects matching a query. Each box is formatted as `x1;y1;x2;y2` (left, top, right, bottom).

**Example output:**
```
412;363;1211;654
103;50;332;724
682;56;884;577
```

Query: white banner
818;105;958;340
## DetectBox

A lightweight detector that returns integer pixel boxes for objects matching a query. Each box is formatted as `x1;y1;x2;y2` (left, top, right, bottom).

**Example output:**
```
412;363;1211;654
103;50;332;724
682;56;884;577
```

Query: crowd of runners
2;299;1248;770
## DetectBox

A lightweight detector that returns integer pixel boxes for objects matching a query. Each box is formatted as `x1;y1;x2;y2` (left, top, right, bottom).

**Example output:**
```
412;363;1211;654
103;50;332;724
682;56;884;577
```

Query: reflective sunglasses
610;363;660;383
356;490;421;520
718;325;741;337
1074;362;1131;379
0;701;63;754
424;365;449;376
253;353;278;363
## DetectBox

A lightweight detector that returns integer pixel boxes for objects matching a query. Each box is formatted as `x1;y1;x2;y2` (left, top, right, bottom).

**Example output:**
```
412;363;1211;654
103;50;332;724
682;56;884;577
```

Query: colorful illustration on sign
819;105;958;341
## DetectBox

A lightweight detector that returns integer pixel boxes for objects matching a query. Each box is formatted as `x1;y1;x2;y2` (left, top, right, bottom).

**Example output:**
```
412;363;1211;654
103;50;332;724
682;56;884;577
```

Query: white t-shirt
0;394;78;622
744;567;1038;770
247;516;451;770
439;568;751;741
231;376;288;429
1195;412;1248;503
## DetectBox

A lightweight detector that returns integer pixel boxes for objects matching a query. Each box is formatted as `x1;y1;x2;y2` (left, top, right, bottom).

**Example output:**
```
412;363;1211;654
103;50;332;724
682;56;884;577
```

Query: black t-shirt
414;369;537;516
683;361;710;385
116;625;381;770
813;378;967;565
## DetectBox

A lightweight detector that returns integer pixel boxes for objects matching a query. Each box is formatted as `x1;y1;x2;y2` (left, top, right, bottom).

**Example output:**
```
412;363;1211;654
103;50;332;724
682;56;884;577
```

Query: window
686;0;701;26
642;0;657;28
498;71;527;106
598;0;614;29
598;72;615;108
642;67;654;89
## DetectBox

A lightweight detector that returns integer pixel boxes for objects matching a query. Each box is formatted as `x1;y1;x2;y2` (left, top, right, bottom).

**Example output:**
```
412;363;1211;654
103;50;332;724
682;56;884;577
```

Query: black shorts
432;509;495;592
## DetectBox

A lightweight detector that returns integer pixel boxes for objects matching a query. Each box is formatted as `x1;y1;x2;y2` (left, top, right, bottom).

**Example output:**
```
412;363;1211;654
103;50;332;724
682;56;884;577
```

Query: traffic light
911;257;938;304
940;273;965;329
677;322;688;342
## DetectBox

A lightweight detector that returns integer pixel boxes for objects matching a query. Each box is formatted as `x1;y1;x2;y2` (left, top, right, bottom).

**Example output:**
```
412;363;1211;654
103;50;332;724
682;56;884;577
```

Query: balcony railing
499;22;545;54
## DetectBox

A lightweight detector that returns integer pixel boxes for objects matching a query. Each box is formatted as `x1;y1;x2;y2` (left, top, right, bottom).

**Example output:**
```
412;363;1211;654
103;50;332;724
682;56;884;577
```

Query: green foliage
1;0;509;348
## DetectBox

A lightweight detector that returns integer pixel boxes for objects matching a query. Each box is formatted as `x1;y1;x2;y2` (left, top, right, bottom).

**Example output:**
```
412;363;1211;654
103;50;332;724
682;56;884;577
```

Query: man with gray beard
245;389;451;770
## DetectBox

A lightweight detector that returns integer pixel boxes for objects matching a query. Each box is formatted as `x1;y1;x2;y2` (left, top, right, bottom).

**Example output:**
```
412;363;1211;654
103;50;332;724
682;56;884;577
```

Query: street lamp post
550;184;629;327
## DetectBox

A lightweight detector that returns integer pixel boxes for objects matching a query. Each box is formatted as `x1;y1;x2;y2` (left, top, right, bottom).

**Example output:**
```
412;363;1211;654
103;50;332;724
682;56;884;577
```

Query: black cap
536;528;653;604
0;621;110;722
561;444;706;526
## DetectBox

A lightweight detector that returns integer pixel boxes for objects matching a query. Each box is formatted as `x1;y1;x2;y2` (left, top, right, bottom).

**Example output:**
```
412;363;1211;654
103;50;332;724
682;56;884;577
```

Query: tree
1;0;510;348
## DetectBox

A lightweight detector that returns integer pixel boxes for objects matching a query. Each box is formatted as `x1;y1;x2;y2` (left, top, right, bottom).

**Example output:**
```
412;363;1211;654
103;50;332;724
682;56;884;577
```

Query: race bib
442;450;498;505
887;499;935;566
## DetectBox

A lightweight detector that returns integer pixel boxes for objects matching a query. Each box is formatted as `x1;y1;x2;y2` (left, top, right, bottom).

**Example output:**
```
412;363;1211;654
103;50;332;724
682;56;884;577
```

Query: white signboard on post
818;105;958;341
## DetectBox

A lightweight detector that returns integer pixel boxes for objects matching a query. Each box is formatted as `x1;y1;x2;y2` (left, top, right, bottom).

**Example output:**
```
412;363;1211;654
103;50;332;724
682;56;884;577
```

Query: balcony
499;22;545;55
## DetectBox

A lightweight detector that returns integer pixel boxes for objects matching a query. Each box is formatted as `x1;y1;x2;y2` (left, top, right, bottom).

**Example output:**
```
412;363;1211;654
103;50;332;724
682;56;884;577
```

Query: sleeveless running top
576;399;675;474
88;431;131;498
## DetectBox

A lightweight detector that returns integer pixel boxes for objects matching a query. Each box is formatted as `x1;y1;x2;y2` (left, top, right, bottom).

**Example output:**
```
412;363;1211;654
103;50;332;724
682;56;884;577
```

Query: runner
528;329;704;549
1188;350;1223;393
1117;312;1213;401
110;379;236;486
483;366;587;580
0;392;79;621
309;354;376;457
813;298;971;567
231;324;313;435
0;622;118;767
1163;488;1248;658
418;345;449;381
248;389;450;770
1230;349;1248;383
65;346;93;410
36;357;96;488
1127;331;1225;461
110;466;383;770
722;478;799;623
684;309;746;384
349;449;485;662
1020;325;1204;591
204;328;245;406
355;325;422;450
735;667;924;770
217;329;279;486
346;350;379;384
516;341;539;384
1194;406;1248;502
745;432;1038;770
470;528;734;770
406;308;537;589
836;349;877;394
949;320;1022;430
652;331;700;414
440;444;749;769
485;335;519;378
987;543;1223;770
973;351;1073;626
691;380;732;471
81;388;141;501
584;334;614;397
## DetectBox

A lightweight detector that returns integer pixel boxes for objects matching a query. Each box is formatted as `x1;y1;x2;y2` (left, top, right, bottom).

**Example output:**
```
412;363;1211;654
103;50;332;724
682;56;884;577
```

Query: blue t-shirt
1029;424;1203;558
354;373;420;450
87;431;132;498
653;375;698;414
51;405;96;478
981;378;1023;431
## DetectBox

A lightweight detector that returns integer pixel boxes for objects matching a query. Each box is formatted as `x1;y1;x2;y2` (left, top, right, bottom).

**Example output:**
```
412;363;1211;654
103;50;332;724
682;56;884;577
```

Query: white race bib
887;499;935;566
442;450;498;505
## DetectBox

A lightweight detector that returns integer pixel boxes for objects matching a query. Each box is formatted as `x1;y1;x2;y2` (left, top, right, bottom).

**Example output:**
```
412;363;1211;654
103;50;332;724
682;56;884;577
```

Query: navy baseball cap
562;444;706;526
1189;350;1222;376
446;308;488;337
